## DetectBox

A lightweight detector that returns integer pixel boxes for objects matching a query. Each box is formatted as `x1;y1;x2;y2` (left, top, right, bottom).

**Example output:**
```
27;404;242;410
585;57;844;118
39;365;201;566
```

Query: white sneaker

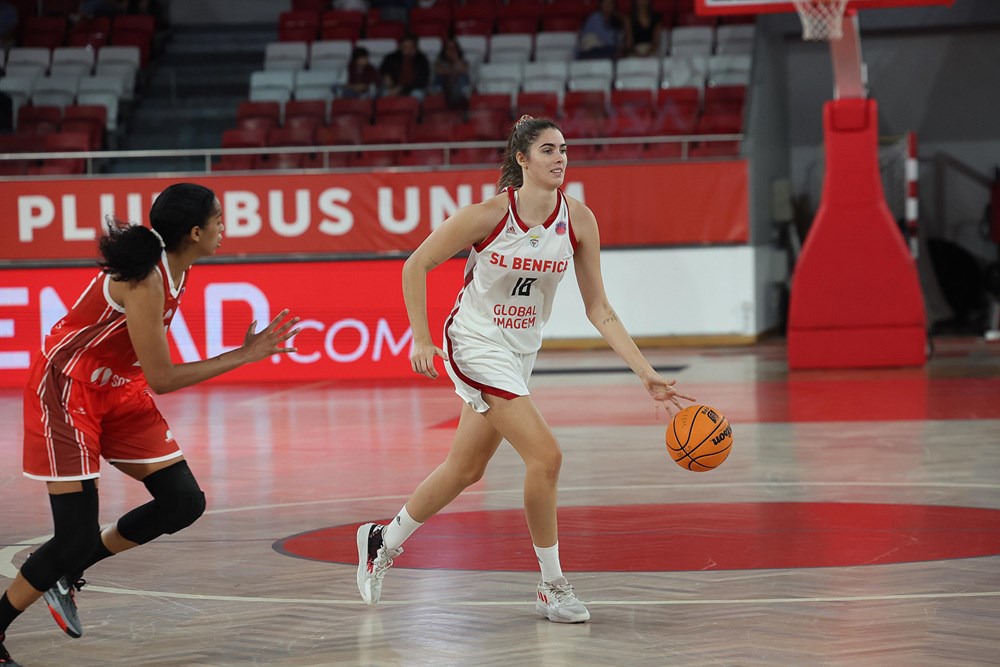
535;577;591;623
356;523;403;604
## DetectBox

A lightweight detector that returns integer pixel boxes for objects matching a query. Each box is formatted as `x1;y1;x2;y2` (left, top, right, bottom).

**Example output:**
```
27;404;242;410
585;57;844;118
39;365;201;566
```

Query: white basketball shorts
443;320;537;413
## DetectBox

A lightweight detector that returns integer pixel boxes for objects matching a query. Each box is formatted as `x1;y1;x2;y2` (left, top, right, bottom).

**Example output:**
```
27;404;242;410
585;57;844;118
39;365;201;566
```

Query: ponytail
497;115;562;192
98;182;217;283
98;218;164;283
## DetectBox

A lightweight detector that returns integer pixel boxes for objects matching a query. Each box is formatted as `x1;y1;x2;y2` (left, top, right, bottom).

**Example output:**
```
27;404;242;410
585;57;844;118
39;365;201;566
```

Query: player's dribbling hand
242;309;300;362
641;372;696;417
410;340;448;379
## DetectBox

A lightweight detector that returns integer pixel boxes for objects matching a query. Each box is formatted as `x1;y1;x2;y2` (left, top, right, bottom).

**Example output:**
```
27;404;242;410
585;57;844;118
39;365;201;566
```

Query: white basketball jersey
447;187;577;354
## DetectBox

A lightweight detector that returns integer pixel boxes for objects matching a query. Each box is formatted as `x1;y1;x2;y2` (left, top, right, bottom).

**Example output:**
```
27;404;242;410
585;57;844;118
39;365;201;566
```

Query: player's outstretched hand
641;371;696;417
411;340;448;379
242;309;300;363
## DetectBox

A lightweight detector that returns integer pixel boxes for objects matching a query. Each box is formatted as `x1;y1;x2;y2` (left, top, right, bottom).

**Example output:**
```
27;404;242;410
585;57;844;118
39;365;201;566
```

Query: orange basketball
665;405;734;472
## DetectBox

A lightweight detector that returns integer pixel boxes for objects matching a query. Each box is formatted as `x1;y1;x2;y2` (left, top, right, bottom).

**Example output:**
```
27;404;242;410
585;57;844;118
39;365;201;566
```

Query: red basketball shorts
22;357;182;481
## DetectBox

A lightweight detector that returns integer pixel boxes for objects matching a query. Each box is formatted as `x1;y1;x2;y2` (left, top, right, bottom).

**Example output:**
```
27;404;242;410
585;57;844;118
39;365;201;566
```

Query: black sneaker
0;633;23;666
43;576;85;638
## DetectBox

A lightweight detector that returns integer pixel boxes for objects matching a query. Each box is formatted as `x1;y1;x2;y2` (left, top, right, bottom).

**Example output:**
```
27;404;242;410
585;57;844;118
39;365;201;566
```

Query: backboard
696;0;953;15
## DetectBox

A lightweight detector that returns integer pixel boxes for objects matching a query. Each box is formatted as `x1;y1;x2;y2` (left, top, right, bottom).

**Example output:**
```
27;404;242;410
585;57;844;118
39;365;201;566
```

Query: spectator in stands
380;34;431;98
0;0;19;49
433;38;471;109
577;0;623;60
625;0;663;57
342;47;380;98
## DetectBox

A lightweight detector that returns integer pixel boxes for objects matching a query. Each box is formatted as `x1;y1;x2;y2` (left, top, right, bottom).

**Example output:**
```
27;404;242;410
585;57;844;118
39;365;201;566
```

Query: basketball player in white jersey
357;116;695;623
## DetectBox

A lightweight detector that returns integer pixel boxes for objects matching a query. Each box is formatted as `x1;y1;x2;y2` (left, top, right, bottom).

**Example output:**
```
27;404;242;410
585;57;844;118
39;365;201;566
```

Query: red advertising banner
0;259;466;388
0;162;748;261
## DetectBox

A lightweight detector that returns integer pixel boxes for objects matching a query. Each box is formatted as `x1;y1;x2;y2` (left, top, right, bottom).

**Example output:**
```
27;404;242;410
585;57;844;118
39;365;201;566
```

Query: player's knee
143;460;206;534
528;447;562;482
456;462;489;488
161;487;205;533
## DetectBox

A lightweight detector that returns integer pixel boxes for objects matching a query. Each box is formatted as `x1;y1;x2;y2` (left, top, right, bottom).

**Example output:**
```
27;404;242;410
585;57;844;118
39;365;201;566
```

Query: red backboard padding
788;99;926;369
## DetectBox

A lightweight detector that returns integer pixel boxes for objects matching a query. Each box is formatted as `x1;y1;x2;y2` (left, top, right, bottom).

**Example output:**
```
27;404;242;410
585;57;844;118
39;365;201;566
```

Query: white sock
534;542;564;583
382;505;422;551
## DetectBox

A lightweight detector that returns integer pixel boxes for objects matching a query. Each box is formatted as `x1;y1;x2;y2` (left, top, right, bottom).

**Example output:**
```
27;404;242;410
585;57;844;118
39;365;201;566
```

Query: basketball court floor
1;337;998;666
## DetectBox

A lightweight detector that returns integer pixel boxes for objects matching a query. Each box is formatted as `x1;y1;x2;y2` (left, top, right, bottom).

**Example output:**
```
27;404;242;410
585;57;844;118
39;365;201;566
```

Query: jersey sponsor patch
555;221;567;236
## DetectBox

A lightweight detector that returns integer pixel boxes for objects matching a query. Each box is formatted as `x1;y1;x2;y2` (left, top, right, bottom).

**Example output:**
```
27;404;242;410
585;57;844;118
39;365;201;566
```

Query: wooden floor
1;337;999;667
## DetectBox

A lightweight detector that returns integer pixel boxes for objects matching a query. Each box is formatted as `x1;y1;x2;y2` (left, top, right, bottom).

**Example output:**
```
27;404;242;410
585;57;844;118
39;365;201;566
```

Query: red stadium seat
604;115;652;137
237;101;282;126
563;91;608;120
450;147;500;166
17;106;62;135
366;22;405;41
284;115;322;132
644;141;684;159
515;92;559;120
362;123;408;144
349;150;397;168
285;99;326;124
410;122;453;144
599;143;645;161
318;116;365;144
399;150;446;167
696;111;743;135
468;93;511;116
253;153;304;170
463;108;507;140
611;89;655;120
29;131;90;175
690;141;741;157
110;31;151;67
62;104;107;149
560;116;603;139
22;16;67;48
421;109;465;131
238;116;280;133
704;85;747;115
68;16;111;48
374;95;420;127
330;98;372;123
222;128;267;149
278;10;320;42
112;15;155;39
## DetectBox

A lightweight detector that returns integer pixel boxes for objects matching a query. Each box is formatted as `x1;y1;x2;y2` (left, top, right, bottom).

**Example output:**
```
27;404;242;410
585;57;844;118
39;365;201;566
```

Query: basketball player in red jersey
0;183;299;666
357;117;695;623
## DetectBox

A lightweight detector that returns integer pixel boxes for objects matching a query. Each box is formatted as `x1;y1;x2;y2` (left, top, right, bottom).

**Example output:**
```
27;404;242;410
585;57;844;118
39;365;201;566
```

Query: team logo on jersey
529;233;540;248
555;221;567;236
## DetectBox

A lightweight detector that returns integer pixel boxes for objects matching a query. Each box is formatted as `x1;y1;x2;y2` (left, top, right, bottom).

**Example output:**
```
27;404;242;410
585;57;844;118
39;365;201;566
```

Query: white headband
150;228;166;249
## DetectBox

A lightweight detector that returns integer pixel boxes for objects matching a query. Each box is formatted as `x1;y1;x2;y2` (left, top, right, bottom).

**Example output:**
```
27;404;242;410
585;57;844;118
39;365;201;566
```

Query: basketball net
792;0;849;41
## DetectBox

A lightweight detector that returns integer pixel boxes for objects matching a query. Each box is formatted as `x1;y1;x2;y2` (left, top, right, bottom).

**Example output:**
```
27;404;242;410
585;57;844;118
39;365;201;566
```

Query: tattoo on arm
601;311;619;326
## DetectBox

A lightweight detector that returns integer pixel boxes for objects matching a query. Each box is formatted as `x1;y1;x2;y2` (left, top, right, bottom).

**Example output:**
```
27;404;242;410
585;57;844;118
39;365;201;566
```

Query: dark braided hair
497;115;562;191
99;183;216;283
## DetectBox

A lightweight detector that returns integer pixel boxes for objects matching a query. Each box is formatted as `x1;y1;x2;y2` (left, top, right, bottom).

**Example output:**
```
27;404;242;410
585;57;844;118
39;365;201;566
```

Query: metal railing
0;133;745;178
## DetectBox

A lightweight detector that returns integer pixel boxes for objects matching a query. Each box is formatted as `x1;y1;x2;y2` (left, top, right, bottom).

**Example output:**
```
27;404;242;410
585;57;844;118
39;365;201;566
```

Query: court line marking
3;481;999;604
197;480;1000;515
52;586;1000;606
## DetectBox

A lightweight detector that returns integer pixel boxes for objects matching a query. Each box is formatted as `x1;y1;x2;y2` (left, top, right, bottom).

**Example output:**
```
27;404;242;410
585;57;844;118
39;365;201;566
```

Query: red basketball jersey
42;253;187;389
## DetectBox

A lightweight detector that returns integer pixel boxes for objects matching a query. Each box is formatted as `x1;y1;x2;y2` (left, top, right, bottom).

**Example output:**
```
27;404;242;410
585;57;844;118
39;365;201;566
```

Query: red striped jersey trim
473;211;510;254
506;187;563;233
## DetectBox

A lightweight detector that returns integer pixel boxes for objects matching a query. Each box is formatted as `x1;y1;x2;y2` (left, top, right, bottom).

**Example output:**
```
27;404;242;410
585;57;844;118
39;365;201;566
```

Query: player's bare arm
403;193;510;379
116;272;300;394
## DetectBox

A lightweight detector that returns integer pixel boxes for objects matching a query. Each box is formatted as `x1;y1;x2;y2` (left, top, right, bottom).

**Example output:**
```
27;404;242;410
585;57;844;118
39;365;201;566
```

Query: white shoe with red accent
356;523;403;604
535;577;591;623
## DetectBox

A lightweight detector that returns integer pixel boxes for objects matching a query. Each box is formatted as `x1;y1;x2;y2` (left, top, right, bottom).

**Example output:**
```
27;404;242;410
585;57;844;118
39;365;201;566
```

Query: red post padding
788;99;926;369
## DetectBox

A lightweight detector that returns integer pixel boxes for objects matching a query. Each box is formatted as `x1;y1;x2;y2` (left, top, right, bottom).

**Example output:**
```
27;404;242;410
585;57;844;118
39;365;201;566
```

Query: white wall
545;246;783;340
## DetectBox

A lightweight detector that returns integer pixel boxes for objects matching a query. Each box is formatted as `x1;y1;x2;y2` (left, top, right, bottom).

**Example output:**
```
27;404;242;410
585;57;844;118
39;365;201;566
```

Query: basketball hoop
792;0;849;40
